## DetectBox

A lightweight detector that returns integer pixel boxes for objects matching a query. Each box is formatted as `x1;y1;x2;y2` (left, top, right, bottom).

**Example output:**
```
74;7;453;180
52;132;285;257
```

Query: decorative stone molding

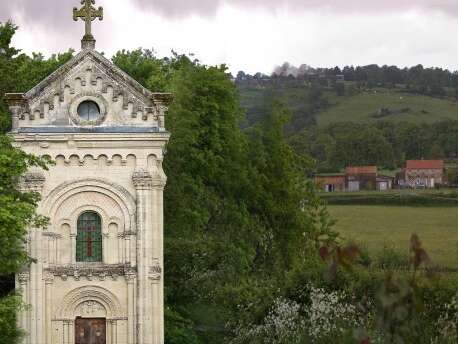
42;232;62;239
78;301;106;317
118;231;136;239
18;272;30;284
45;264;135;281
125;272;136;283
148;261;162;282
68;92;108;126
43;272;55;284
132;169;153;189
20;172;46;192
57;285;124;319
5;93;26;131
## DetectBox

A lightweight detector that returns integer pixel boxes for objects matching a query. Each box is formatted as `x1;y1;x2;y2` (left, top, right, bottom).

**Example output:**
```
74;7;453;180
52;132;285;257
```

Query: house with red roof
345;166;378;191
398;160;445;188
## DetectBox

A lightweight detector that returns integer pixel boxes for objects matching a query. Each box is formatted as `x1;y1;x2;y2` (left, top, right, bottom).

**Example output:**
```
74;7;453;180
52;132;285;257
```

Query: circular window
77;101;101;121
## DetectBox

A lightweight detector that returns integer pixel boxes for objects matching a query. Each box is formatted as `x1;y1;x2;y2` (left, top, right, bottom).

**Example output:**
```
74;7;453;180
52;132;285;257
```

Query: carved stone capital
132;169;153;190
18;272;30;284
44;272;54;284
125;273;136;283
148;262;162;282
20;172;46;192
43;232;62;239
5;93;26;107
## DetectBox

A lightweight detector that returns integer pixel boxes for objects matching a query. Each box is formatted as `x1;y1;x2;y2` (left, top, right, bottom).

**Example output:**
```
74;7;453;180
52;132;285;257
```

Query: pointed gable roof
25;49;152;102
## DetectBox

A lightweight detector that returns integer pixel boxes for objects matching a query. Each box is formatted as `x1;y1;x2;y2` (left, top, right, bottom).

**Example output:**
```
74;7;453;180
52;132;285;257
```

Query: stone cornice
45;264;136;282
10;132;170;143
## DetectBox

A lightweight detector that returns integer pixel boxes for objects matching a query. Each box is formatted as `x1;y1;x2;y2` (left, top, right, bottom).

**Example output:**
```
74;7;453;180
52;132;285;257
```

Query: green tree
0;22;61;343
0;136;50;343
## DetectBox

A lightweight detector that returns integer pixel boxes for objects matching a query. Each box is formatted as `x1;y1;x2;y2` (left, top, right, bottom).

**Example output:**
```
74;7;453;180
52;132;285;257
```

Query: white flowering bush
434;293;458;343
306;285;363;341
231;298;307;344
231;285;366;344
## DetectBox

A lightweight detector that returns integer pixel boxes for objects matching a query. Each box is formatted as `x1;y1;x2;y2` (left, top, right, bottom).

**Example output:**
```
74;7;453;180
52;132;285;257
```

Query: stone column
132;170;153;344
110;320;118;344
17;272;30;344
20;172;46;344
44;273;54;344
5;93;25;132
106;320;112;344
70;234;77;263
125;272;136;344
150;179;166;343
63;320;71;344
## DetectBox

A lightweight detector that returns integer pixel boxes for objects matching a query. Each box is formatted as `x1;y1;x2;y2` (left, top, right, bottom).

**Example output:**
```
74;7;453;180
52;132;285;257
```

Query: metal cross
73;0;103;42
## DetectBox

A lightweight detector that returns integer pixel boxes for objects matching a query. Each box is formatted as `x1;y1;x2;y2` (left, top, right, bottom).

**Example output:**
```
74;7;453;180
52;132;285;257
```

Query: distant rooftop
406;160;444;170
345;166;377;175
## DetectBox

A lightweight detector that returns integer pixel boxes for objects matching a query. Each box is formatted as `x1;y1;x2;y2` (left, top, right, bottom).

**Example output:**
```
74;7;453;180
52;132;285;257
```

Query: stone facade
7;46;171;344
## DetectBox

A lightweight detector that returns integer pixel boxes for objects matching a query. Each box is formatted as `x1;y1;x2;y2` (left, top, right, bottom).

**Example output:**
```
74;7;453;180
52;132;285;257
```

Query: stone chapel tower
6;1;172;343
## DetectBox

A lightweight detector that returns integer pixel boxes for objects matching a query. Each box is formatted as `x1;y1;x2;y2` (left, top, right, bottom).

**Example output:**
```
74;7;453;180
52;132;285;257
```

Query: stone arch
43;178;136;234
69;205;110;235
58;286;123;320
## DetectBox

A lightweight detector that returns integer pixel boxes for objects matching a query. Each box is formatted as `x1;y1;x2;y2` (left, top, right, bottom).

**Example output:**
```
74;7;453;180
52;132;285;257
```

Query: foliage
113;49;329;342
165;307;200;344
0;295;25;344
1;21;456;344
290;120;458;171
0;22;58;343
434;293;458;343
0;21;73;132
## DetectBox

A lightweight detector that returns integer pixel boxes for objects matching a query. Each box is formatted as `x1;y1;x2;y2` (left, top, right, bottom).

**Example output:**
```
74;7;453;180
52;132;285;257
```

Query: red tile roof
406;160;444;170
346;166;377;175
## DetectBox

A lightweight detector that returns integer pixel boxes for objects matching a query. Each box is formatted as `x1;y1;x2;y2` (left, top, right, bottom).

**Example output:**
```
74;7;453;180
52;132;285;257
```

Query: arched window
76;211;102;262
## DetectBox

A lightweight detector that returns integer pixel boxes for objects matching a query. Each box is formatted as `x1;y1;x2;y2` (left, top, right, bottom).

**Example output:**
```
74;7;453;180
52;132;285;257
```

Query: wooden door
75;318;106;344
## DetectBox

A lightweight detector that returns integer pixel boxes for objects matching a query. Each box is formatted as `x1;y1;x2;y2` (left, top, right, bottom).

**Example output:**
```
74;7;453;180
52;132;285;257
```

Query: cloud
131;0;458;18
0;0;75;28
2;1;458;28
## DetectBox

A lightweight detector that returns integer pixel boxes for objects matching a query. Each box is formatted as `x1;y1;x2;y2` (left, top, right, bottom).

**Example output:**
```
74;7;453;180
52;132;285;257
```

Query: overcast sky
2;0;458;74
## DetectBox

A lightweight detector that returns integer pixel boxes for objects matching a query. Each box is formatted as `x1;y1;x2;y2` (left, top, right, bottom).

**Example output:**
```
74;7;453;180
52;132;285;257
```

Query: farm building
345;166;378;191
398;160;445;188
315;174;346;192
376;175;393;191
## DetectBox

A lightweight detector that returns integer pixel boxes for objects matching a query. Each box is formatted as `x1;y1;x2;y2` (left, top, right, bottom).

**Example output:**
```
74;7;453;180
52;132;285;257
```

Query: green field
328;205;458;268
238;84;458;128
318;89;458;127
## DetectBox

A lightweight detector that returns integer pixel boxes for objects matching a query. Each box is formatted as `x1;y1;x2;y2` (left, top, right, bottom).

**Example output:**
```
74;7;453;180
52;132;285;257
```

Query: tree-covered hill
237;79;458;130
236;70;458;172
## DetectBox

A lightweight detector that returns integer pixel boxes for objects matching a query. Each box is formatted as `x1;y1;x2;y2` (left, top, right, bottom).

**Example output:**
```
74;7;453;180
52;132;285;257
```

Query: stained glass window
76;211;102;262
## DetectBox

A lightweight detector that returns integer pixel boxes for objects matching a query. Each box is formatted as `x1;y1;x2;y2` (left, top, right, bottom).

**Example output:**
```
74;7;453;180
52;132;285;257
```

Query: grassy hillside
328;205;458;268
318;89;458;127
238;83;458;128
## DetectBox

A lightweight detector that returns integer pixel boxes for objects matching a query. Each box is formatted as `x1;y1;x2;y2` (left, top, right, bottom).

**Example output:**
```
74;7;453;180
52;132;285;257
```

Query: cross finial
73;0;104;50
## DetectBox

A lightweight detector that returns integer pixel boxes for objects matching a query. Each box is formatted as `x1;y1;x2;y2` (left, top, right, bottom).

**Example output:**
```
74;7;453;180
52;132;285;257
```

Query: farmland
328;205;458;268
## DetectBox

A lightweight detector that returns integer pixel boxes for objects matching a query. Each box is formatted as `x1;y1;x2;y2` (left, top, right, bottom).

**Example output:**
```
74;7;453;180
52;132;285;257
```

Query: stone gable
6;49;172;131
